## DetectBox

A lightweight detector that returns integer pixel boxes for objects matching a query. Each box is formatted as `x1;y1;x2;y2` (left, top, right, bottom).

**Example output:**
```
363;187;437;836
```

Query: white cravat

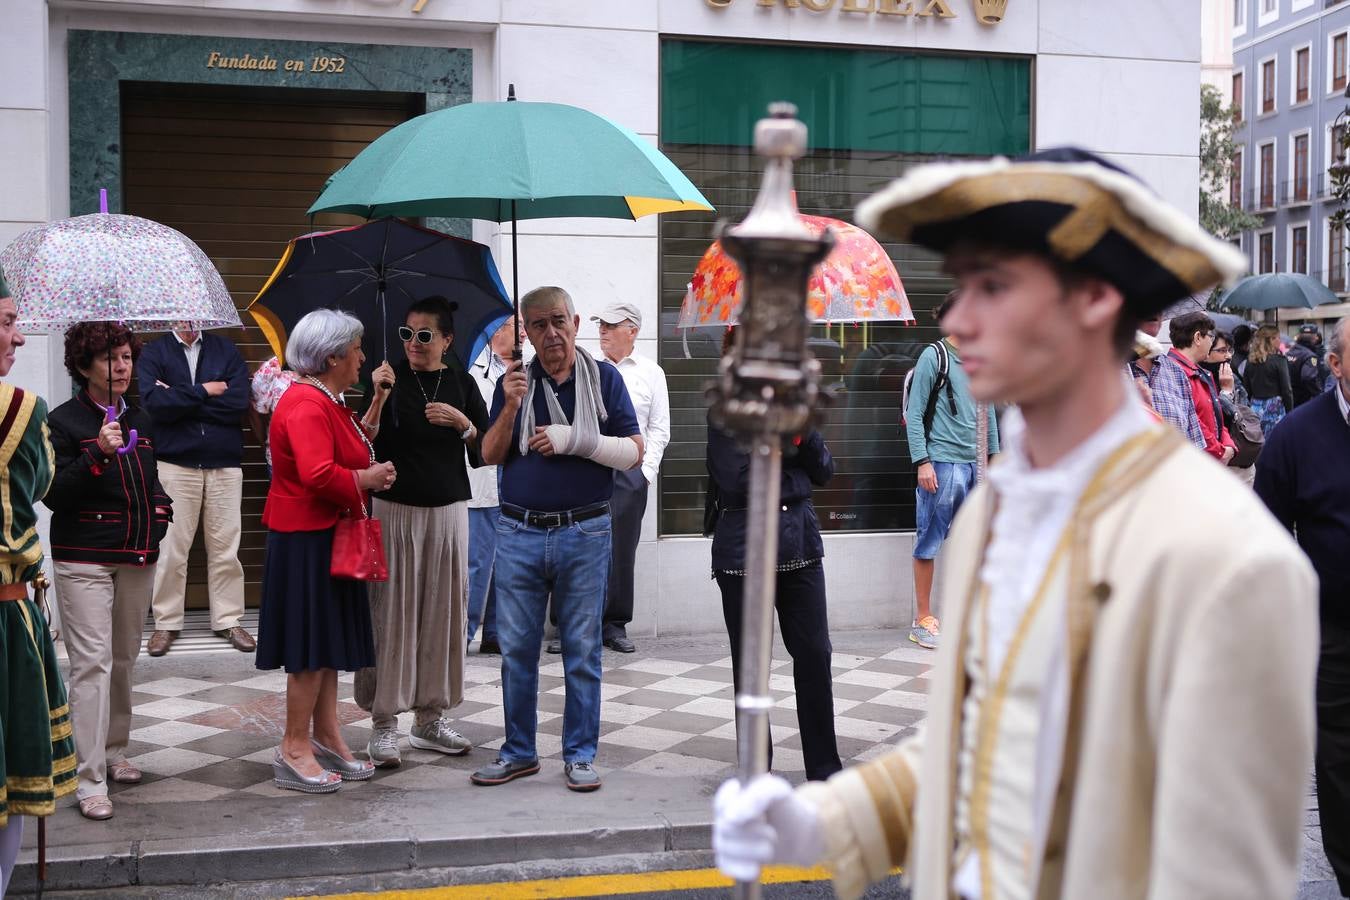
954;387;1154;900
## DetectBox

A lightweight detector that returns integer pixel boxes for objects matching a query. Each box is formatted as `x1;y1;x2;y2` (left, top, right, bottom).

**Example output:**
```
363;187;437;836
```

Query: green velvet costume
0;382;76;822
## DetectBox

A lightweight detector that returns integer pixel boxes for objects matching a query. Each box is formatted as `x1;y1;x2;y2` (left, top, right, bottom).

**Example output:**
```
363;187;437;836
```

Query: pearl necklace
304;376;377;465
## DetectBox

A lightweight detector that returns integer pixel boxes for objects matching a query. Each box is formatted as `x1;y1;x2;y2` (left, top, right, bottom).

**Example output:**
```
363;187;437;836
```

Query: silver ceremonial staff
708;104;833;900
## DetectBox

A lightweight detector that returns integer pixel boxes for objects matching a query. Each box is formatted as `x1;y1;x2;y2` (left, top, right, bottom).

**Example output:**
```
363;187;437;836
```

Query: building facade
3;0;1203;635
1232;0;1350;325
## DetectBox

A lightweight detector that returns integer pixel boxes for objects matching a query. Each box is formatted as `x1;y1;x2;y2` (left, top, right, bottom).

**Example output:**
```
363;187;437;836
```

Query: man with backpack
902;291;998;650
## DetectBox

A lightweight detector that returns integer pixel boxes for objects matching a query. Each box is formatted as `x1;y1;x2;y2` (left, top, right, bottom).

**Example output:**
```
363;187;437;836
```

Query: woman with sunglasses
355;296;490;768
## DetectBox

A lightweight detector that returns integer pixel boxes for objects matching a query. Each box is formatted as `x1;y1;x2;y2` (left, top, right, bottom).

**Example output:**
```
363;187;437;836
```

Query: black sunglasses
398;326;439;344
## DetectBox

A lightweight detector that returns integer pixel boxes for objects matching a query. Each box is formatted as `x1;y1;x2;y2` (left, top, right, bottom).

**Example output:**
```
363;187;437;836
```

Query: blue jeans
495;511;611;764
466;507;498;643
913;461;976;560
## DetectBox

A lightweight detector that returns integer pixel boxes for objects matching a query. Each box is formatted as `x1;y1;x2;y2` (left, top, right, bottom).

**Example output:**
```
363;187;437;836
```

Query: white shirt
611;351;670;485
953;386;1154;900
467;348;511;508
1338;381;1350;425
176;332;202;382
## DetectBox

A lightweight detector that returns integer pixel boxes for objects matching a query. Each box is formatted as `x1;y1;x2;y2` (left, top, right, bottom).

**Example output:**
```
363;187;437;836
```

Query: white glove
713;774;825;883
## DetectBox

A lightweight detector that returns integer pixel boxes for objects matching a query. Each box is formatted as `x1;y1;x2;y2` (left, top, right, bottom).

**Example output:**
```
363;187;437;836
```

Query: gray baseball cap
590;302;642;329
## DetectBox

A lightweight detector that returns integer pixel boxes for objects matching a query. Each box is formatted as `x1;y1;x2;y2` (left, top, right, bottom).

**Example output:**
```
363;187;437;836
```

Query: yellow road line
292;864;862;899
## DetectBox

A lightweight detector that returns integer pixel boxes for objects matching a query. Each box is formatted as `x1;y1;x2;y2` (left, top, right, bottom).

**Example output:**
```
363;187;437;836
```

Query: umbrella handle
104;405;137;455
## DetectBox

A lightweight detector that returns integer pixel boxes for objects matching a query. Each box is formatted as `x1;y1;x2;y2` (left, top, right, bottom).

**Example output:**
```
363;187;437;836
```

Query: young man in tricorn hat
712;149;1320;900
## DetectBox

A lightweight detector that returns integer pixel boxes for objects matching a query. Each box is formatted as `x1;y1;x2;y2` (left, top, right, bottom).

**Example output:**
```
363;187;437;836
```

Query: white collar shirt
467;349;512;508
176;332;203;382
953;385;1154;900
1338;382;1350;425
611;351;670;485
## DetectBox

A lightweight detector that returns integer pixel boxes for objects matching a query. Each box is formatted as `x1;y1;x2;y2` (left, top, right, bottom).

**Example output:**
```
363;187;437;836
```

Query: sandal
78;796;113;820
108;760;142;784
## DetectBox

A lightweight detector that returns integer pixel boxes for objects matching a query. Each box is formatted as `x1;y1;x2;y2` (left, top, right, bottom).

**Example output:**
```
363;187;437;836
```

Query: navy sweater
1255;388;1350;626
137;333;250;468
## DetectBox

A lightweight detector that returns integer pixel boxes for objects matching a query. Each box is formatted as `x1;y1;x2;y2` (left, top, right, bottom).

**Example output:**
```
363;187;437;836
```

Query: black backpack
901;341;957;440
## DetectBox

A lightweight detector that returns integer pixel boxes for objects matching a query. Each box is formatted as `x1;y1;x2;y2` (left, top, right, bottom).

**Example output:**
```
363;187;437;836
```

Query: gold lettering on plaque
876;0;914;13
799;0;835;9
840;0;874;11
706;0;734;5
756;0;802;6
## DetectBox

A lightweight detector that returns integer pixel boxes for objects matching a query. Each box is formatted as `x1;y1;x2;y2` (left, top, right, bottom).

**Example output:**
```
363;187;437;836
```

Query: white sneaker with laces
410;718;472;756
367;726;402;768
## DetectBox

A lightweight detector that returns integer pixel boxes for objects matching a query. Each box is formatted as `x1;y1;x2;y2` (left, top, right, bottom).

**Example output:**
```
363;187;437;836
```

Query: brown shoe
215;626;256;653
146;630;177;657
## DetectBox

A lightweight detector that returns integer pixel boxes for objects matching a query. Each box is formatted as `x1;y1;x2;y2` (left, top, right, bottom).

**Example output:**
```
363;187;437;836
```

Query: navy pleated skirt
256;528;375;674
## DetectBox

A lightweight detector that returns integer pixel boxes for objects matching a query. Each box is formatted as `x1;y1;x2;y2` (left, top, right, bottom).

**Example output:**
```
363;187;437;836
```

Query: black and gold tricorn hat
855;147;1248;316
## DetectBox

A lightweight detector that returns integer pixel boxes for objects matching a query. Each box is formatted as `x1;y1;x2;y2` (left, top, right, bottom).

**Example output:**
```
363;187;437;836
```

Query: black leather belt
501;502;609;528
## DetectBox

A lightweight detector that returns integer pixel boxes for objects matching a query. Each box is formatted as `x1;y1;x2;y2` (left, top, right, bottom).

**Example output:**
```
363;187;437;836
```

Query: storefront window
657;40;1032;537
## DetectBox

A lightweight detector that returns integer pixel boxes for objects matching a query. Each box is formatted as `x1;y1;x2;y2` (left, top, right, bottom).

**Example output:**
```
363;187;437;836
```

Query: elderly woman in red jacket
257;309;396;794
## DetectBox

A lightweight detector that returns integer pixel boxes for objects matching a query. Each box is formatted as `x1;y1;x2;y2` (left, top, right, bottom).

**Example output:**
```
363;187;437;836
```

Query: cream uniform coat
802;422;1319;900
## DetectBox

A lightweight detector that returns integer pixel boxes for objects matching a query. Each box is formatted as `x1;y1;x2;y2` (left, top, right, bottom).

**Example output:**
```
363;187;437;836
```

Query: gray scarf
518;347;608;457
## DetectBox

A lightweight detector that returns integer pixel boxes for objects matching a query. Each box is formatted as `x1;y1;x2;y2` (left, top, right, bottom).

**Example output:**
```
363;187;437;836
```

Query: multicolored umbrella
0;212;241;333
678;213;913;329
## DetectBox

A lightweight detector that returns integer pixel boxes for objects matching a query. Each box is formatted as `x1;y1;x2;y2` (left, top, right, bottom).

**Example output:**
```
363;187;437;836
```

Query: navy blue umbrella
248;218;512;376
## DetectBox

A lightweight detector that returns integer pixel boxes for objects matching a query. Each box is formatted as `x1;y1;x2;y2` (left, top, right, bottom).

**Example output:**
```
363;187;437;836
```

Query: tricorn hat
855;147;1248;316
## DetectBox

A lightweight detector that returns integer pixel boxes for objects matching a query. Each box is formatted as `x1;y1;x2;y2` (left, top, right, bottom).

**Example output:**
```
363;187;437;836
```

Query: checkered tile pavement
80;628;931;804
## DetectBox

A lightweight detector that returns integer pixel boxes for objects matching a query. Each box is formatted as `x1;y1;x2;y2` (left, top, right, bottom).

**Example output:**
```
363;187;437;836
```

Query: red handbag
330;495;388;582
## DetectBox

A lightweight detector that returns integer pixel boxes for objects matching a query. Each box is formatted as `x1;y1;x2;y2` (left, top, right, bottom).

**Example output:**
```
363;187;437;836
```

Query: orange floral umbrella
678;213;914;328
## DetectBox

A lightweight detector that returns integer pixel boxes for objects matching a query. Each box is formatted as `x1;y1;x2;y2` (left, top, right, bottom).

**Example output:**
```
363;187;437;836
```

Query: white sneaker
367;726;401;768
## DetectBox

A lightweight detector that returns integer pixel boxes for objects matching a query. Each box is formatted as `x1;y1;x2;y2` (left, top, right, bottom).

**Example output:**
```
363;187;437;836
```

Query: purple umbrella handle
99;189;108;214
104;405;136;455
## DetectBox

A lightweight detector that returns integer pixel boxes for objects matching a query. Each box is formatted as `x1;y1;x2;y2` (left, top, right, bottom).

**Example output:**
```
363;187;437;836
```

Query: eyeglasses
398;326;438;344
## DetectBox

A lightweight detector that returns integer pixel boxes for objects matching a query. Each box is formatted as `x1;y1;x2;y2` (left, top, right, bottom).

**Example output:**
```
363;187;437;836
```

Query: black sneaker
479;638;501;655
603;633;636;653
564;761;602;792
470;757;541;786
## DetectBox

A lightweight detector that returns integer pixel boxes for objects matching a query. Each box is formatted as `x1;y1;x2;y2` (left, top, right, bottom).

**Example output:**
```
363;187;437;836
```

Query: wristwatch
460;424;475;441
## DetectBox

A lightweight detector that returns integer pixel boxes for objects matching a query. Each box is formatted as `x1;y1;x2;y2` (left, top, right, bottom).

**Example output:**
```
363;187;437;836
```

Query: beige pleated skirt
354;498;469;726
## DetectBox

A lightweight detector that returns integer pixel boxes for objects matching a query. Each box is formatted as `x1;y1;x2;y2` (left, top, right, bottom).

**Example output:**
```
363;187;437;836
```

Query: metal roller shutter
121;81;422;607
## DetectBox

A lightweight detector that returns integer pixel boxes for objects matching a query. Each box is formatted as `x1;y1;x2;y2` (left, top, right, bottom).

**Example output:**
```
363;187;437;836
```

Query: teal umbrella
309;103;710;221
1219;273;1341;311
308;87;712;353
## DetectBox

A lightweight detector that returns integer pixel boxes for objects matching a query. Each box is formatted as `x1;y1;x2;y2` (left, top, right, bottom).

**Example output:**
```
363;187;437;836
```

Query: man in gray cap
591;302;669;653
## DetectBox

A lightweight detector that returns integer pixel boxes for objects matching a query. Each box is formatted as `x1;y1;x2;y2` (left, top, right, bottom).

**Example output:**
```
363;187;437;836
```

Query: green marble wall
67;29;471;235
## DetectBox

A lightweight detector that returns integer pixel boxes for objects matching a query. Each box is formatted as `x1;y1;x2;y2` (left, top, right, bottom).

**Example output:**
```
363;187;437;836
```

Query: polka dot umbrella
0;209;240;335
1;200;241;452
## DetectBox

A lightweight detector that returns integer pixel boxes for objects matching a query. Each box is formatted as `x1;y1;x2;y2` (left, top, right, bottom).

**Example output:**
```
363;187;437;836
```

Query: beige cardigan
803;425;1319;900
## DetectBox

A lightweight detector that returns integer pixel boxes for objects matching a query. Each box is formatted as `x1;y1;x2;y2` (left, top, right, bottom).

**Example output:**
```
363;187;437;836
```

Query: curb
11;819;714;893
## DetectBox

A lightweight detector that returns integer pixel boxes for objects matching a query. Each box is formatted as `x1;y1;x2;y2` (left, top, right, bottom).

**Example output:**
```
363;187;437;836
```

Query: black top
44;391;173;566
706;417;834;573
372;361;489;508
1255;389;1350;625
1242;355;1294;411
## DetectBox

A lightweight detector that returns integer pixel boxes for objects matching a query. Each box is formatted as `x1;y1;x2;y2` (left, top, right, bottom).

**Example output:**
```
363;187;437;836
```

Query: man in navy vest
138;325;254;656
1256;315;1350;897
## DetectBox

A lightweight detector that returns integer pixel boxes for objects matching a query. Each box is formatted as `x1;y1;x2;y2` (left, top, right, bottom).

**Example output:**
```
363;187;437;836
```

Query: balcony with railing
1243;186;1278;214
1281;178;1314;207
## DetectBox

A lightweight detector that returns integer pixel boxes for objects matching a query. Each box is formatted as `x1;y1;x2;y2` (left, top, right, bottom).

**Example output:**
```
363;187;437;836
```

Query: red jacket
1168;348;1236;461
262;383;369;532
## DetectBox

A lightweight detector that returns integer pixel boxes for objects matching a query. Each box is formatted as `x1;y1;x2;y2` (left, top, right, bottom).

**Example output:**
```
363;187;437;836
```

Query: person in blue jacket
137;324;255;656
706;327;842;782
